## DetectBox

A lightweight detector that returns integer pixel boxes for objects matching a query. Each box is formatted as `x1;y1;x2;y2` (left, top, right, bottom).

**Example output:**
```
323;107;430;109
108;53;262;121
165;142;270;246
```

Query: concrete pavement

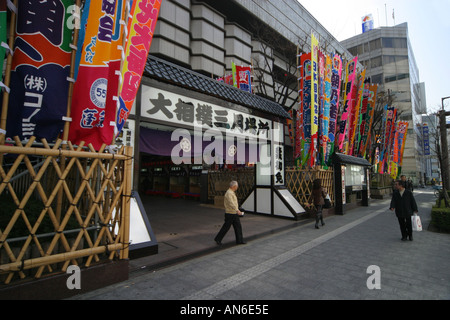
71;188;450;301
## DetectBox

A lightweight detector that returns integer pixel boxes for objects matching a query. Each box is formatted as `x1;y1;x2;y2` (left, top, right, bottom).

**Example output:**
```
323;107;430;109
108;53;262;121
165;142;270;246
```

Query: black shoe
315;225;319;229
401;237;407;241
215;240;222;246
321;222;325;227
409;236;413;241
237;241;246;245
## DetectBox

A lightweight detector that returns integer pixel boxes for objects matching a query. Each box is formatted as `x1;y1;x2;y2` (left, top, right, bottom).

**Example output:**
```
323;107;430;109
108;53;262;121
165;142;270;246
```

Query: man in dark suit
390;180;418;241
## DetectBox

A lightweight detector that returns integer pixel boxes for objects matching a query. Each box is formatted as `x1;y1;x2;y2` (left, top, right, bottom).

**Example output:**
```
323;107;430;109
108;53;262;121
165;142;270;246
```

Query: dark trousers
397;216;413;238
315;205;324;226
215;213;244;244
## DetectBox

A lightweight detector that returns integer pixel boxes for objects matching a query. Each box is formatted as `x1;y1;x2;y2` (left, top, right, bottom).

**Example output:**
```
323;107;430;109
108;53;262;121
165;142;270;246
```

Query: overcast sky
299;0;450;113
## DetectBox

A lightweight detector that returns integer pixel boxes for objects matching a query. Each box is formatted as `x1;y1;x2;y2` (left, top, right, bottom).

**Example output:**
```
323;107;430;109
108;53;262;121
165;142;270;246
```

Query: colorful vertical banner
399;122;409;167
116;0;162;135
231;61;237;88
295;110;302;162
326;54;342;164
74;0;91;80
378;104;388;173
393;121;408;164
320;53;332;166
338;57;358;151
423;123;430;156
105;0;126;134
310;33;319;167
347;69;365;155
360;84;378;157
287;109;295;148
69;0;124;149
356;80;370;156
4;0;73;141
235;65;252;93
379;106;396;173
318;51;325;165
299;53;312;166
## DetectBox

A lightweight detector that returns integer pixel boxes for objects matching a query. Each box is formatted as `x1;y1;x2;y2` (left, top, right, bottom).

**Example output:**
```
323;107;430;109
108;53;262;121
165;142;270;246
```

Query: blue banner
2;0;73;141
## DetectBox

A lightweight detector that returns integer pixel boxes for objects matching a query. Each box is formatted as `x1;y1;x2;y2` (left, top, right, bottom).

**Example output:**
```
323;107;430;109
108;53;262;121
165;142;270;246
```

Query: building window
385;73;410;83
385;75;397;83
371;56;382;68
382;37;407;49
369;39;381;50
371;74;383;84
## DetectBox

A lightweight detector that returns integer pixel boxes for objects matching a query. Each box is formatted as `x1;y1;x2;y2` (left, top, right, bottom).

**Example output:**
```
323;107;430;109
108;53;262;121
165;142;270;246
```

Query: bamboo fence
207;166;334;209
285;167;334;208
0;139;132;285
0;1;133;286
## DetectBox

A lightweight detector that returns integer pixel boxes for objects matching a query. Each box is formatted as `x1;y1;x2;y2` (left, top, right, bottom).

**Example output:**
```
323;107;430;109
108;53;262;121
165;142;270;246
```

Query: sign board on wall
140;86;272;141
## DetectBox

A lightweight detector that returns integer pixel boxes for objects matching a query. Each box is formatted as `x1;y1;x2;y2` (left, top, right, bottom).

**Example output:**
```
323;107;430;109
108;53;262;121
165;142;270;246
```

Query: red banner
69;0;125;150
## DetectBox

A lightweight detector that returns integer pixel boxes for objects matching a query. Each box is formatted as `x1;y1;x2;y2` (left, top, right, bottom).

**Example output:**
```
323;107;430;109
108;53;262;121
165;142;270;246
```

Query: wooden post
121;146;133;260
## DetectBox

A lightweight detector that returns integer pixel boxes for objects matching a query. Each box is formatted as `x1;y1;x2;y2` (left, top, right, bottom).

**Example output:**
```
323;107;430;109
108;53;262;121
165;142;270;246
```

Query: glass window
369;39;381;50
371;74;383;84
382;37;407;48
385;75;397;83
371;56;382;68
364;42;370;53
394;38;407;48
382;37;393;48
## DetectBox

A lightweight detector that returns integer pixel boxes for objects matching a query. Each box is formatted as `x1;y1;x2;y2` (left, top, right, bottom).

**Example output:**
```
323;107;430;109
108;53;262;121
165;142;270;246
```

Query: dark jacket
313;187;326;206
390;189;418;218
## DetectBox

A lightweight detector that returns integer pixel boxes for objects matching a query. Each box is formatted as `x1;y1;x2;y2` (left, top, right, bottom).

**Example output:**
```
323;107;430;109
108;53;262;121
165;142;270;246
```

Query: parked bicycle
433;185;442;198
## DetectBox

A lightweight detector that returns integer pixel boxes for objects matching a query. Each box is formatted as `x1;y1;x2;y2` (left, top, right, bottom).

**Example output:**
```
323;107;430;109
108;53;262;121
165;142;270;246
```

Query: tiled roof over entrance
144;56;291;120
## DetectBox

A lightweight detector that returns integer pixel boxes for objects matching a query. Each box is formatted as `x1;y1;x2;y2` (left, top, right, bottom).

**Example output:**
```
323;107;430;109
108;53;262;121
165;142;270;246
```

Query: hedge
431;198;450;233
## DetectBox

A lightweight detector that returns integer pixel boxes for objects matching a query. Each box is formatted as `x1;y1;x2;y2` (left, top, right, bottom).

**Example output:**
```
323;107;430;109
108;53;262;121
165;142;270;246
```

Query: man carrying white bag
390;180;419;241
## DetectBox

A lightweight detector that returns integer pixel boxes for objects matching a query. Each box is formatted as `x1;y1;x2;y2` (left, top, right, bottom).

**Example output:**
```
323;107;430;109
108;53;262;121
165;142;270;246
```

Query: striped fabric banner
69;0;124;150
310;33;319;167
338;57;357;151
116;0;162;135
326;54;342;164
4;0;73;141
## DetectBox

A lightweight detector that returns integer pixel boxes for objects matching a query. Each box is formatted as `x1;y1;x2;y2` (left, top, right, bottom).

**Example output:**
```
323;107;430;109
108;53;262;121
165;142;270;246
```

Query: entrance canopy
144;56;291;120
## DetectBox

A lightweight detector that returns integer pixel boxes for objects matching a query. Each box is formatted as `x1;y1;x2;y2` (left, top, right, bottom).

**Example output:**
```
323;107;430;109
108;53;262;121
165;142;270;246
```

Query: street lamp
439;96;450;190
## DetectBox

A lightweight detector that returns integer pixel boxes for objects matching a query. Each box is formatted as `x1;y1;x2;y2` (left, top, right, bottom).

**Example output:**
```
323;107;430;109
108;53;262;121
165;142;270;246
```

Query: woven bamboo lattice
285;167;334;208
0;138;132;285
208;168;255;203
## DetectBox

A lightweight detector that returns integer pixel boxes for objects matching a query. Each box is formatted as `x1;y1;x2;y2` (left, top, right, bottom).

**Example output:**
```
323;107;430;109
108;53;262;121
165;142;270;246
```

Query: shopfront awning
332;153;372;167
144;56;291;120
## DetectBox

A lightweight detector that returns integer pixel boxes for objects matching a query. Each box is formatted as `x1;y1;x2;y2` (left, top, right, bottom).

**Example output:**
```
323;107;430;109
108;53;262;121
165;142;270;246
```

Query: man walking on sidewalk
214;181;246;245
390;180;418;241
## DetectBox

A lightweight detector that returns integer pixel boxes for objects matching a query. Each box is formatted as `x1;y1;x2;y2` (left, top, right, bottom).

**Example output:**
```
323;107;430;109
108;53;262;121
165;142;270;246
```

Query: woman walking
312;179;327;229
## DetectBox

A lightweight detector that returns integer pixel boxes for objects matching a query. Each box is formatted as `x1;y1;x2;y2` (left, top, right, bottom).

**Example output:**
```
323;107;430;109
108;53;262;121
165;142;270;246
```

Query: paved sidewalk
71;189;450;300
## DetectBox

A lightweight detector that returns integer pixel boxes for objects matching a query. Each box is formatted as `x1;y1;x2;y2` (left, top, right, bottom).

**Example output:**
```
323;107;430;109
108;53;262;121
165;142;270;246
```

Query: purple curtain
139;127;260;163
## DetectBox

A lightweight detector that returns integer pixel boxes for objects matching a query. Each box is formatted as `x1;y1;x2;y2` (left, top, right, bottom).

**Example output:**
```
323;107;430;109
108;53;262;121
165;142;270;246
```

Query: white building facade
341;23;428;184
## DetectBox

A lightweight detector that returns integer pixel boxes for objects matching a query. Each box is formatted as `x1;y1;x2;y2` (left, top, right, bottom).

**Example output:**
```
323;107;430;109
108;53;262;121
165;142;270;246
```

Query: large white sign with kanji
141;86;272;140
